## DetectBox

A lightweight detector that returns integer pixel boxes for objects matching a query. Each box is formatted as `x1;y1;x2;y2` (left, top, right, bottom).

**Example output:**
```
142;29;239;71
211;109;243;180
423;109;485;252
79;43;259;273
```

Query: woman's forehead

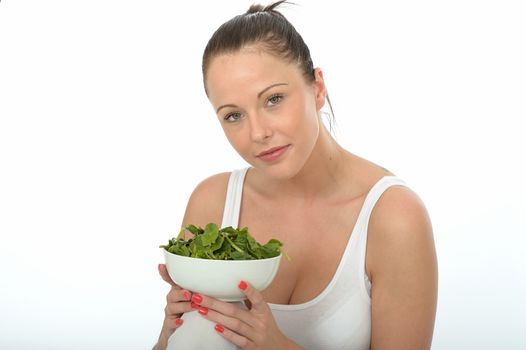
205;50;301;99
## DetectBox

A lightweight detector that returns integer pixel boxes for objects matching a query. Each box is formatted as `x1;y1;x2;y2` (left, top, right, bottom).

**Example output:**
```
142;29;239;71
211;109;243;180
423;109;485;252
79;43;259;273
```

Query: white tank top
221;167;407;350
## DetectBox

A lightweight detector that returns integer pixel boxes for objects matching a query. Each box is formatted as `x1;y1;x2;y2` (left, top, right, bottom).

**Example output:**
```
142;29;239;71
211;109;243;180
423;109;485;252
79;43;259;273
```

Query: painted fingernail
238;280;247;290
191;294;203;304
175;318;183;326
191;301;200;309
198;307;208;315
215;324;224;333
183;291;190;300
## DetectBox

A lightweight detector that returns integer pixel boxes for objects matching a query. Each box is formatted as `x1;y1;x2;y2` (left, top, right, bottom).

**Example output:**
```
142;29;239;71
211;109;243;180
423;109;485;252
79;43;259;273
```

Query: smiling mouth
257;145;290;162
258;146;286;157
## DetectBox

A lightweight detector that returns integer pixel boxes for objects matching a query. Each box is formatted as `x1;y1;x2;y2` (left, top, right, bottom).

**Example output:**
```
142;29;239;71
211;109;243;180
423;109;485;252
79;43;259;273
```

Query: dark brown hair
202;1;314;92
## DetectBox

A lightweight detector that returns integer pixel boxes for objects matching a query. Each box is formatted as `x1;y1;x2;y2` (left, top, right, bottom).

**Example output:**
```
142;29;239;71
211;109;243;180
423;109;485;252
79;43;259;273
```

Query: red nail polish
215;324;224;333
238;280;247;290
183;291;190;300
191;294;203;304
191;301;199;309
175;318;183;326
198;307;208;315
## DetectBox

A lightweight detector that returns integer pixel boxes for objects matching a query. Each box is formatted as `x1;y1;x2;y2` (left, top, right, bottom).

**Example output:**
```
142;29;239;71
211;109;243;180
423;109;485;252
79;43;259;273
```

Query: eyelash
224;112;242;122
267;93;284;106
223;93;285;122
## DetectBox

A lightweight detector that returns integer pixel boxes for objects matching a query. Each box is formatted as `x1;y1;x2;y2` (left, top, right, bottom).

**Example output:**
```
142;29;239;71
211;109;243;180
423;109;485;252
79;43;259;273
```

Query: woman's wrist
154;328;172;350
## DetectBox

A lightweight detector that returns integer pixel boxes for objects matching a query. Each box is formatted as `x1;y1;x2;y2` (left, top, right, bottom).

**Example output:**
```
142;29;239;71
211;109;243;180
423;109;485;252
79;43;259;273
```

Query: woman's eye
224;112;242;122
267;94;283;106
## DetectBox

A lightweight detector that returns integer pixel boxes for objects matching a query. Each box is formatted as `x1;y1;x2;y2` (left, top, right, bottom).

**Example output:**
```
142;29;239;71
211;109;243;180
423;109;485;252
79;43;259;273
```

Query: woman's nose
249;114;272;142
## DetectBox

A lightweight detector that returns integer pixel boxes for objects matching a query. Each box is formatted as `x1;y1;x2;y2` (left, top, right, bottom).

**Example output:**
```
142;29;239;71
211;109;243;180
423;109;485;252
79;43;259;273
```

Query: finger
214;323;253;349
198;306;259;342
158;263;177;286
196;294;257;328
165;300;194;317
166;287;192;303
163;316;185;332
165;287;194;317
238;280;266;314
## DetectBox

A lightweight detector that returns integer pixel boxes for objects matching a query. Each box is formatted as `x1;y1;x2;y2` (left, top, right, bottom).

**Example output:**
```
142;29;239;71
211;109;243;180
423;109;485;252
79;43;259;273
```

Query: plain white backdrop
1;0;525;349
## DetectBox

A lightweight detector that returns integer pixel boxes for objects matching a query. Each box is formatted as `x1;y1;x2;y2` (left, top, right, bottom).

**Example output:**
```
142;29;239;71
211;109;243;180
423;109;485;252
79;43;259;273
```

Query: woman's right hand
155;263;194;350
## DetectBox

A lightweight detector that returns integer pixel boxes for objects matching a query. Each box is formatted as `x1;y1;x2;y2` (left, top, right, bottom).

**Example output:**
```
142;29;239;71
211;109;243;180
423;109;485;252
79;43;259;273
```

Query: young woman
155;2;438;349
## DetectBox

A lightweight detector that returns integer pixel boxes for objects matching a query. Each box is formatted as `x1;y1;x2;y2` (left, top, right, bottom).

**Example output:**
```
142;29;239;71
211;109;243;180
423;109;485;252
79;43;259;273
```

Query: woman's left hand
192;280;289;350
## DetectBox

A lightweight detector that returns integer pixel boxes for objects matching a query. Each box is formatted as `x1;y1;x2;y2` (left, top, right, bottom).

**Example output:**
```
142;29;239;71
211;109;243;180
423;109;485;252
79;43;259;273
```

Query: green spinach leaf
160;223;288;261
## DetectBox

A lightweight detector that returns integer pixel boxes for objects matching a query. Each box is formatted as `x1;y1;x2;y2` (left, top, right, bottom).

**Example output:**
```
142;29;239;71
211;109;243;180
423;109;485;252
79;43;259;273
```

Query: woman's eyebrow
216;104;237;114
216;82;288;114
257;82;288;98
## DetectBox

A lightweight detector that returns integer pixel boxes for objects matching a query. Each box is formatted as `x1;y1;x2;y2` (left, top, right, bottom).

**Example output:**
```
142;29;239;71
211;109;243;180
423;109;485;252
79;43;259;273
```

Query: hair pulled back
202;1;314;93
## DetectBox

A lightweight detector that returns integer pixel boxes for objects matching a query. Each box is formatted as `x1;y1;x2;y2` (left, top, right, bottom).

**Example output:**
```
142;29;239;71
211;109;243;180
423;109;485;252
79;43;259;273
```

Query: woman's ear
313;68;327;111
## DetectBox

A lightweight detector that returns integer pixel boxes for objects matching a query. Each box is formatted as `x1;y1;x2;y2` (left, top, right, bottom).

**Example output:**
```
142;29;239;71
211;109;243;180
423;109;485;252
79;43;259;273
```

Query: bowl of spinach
160;223;284;301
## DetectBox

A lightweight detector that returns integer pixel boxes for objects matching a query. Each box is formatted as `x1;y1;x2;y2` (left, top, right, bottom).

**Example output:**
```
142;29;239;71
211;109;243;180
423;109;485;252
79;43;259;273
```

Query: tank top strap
221;167;250;229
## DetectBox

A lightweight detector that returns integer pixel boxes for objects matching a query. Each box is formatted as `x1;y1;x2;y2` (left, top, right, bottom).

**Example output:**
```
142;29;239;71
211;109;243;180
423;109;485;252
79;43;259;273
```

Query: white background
1;0;525;349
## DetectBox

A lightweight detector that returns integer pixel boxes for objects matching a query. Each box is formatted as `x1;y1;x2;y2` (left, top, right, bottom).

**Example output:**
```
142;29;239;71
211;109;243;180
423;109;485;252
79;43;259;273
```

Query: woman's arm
367;186;438;350
153;172;230;350
153;328;171;350
152;264;194;350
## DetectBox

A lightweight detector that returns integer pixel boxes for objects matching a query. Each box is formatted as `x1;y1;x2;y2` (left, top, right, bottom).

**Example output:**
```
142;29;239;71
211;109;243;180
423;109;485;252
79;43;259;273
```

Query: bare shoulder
373;185;432;235
367;185;435;277
181;172;231;228
366;184;438;349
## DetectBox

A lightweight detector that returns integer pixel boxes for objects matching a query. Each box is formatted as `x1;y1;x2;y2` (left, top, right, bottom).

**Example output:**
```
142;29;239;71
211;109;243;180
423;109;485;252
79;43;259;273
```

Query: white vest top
221;167;407;350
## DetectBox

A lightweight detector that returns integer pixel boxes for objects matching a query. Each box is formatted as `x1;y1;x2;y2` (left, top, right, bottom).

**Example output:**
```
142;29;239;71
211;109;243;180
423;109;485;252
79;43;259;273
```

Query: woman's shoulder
365;177;435;279
180;171;232;228
192;171;232;197
365;156;431;240
371;183;430;228
347;152;435;271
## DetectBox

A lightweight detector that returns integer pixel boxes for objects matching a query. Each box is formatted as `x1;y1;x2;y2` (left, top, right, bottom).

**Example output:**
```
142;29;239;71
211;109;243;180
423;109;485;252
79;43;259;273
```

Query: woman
155;1;438;349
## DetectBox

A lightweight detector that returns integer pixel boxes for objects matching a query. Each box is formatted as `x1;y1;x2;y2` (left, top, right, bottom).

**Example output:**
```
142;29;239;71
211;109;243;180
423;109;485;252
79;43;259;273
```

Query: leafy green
160;223;288;260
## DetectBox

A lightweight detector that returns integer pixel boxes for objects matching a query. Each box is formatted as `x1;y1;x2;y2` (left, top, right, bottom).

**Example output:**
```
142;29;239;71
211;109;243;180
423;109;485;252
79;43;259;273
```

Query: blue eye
267;94;283;106
224;112;242;122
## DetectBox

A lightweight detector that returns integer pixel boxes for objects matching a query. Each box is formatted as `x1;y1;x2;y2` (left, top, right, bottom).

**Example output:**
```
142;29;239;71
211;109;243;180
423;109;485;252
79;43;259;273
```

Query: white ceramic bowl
163;250;282;301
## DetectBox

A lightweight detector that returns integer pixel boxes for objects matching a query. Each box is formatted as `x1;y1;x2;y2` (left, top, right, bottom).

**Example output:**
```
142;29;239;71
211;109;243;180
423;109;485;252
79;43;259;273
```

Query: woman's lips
257;145;290;162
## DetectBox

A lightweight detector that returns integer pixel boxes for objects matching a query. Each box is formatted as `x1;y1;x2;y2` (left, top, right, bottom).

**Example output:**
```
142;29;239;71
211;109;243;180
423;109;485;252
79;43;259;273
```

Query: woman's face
205;48;326;179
